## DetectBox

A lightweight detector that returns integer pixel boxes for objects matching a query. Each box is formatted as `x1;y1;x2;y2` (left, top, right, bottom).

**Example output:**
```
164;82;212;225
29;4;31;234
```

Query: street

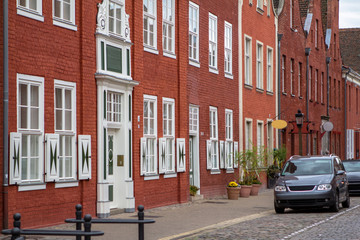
184;196;360;240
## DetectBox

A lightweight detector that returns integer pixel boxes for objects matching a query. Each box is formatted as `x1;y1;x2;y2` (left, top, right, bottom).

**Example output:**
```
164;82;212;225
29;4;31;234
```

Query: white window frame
17;0;44;22
225;109;233;170
17;73;45;185
208;13;218;73
143;0;158;53
209;106;219;171
143;95;158;176
309;66;312;100
315;19;318;48
162;0;175;56
189;105;199;135
290;0;293;29
245;118;253;150
189;2;200;67
54;80;77;182
315;69;318;102
290;58;294;95
256;41;263;89
321;72;324;103
162;98;175;173
298;62;302;97
108;0;124;36
266;47;273;92
224;22;233;78
257;121;264;159
53;0;77;31
106;91;122;124
282;55;286;93
244;35;252;85
267;0;271;16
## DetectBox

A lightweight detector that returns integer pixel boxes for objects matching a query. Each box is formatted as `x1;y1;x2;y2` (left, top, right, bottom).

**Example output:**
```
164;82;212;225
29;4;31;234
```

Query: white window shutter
177;138;186;172
140;137;147;175
78;135;92;180
159;138;166;174
229;142;234;168
9;132;22;185
45;134;60;182
346;130;350;159
224;141;228;169
206;140;212;169
351;130;355;159
234;141;239;168
220;141;225;169
216;141;220;169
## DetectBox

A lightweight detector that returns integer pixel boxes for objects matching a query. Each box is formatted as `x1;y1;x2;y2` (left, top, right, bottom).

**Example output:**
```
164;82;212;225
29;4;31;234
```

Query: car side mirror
336;170;345;176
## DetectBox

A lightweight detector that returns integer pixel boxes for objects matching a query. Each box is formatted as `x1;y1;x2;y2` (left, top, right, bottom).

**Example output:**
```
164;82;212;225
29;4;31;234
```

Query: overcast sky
339;0;360;28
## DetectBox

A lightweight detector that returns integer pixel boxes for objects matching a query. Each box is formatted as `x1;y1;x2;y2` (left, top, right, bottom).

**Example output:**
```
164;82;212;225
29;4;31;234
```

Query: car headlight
317;184;332;191
275;185;287;192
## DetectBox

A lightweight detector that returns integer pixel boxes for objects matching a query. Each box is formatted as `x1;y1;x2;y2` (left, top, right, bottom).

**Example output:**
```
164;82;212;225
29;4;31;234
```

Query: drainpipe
343;66;351;159
277;33;283;148
3;0;9;229
326;57;331;116
305;47;311;155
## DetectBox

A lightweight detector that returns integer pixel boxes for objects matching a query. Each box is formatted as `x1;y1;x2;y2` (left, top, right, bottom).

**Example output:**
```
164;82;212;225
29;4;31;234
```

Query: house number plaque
117;155;124;166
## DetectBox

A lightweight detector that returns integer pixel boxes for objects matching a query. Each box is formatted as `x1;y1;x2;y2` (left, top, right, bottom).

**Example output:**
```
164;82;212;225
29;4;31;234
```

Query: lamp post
295;110;304;155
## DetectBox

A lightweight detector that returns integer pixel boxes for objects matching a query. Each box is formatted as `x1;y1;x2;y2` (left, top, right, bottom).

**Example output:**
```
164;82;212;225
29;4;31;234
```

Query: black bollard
138;205;144;240
75;204;82;240
11;227;21;240
84;214;92;240
13;213;21;229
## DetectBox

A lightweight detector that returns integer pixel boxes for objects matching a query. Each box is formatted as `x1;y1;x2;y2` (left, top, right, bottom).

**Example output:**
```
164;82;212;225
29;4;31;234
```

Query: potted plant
226;181;241;200
189;185;199;196
238;175;252;198
250;176;262;196
267;146;286;188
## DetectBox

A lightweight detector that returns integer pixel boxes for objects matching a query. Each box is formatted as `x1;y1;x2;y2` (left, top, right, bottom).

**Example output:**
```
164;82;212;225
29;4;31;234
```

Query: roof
339;28;360;73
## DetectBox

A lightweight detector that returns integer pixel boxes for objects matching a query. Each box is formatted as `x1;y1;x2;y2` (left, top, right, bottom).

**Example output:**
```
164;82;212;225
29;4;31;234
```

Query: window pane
30;157;39;179
55;88;62;108
65;89;71;109
30;108;39;129
20;107;28;129
56;110;62;130
63;0;71;21
31;85;39;107
65;110;72;130
55;0;61;18
19;0;26;7
20;84;28;106
29;0;37;10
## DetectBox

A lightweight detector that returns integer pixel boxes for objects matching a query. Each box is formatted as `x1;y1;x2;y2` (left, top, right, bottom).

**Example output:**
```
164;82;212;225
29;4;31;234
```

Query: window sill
144;174;159;181
290;28;298;33
256;88;264;93
256;7;264;15
163;173;177;178
144;46;159;55
189;59;200;68
225;73;233;79
17;7;44;22
163;51;176;59
291;94;295;97
53;18;77;31
106;122;122;129
209;67;219;75
18;183;46;192
282;92;287;96
310;99;313;102
244;83;253;90
55;181;79;188
266;90;273;95
299;96;303;99
226;169;234;174
210;169;221;174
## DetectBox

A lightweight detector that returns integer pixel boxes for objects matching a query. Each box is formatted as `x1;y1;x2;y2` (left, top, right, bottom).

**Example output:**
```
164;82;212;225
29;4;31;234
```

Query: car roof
288;155;337;161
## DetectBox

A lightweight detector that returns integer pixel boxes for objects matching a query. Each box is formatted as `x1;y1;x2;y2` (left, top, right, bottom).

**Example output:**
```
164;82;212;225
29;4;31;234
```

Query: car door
335;157;347;201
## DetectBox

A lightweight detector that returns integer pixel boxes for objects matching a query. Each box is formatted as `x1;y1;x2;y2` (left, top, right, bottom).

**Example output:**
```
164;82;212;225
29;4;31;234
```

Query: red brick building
241;0;278;185
0;0;98;228
277;0;344;159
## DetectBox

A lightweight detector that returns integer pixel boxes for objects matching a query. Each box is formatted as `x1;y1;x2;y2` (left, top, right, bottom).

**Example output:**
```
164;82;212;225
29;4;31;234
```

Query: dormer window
109;2;122;35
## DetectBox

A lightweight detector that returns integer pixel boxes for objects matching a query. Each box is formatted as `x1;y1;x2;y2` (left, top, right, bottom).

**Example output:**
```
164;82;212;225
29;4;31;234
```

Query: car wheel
274;201;285;214
342;191;350;208
330;192;340;212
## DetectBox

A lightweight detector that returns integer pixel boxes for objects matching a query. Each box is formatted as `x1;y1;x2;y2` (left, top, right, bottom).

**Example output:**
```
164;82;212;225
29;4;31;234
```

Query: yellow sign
272;120;288;129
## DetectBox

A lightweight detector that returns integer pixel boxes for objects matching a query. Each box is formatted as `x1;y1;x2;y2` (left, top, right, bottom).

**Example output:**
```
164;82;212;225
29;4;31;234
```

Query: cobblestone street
184;196;360;240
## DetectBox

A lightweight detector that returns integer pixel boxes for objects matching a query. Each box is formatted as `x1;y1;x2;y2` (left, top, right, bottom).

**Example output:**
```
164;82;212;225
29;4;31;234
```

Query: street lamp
295;110;304;155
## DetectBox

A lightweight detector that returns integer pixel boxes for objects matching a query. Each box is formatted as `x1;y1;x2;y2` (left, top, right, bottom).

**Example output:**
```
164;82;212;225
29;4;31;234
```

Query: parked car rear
274;155;350;213
343;160;360;194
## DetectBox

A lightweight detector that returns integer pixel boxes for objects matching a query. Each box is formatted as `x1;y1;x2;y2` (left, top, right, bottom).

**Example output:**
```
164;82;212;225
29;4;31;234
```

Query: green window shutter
127;49;130;76
9;132;22;185
106;45;122;73
101;42;105;70
45;134;60;182
78;135;92;180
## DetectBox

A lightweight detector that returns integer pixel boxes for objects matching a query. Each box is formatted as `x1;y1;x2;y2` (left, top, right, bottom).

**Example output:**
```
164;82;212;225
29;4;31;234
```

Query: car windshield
282;159;332;176
343;161;360;172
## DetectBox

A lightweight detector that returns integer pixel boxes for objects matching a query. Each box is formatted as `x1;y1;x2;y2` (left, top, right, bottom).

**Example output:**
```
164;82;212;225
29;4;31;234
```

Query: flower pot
240;185;252;198
250;184;262;196
227;187;241;200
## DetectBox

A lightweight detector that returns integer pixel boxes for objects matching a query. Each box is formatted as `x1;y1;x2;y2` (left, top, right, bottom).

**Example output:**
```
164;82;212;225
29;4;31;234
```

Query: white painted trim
53;19;78;31
244;34;253;86
163;52;176;59
55;181;79;188
18;184;46;192
144;175;160;181
209;67;219;75
164;173;177;178
189;2;200;62
17;8;44;22
208;12;218;70
225;73;234;79
189;60;200;68
144;46;159;55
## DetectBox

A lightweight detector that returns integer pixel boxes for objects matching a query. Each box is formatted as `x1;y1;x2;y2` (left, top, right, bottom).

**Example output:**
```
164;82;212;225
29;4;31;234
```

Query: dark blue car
274;155;350;213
